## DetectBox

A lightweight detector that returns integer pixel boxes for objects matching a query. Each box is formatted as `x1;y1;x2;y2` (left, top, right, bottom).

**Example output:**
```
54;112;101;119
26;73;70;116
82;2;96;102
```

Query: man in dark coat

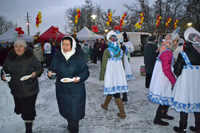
0;45;6;66
144;35;158;88
48;36;89;133
93;39;99;64
99;39;108;65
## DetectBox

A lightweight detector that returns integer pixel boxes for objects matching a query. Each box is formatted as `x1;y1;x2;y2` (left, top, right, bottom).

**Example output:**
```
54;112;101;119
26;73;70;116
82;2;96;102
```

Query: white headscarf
61;36;77;60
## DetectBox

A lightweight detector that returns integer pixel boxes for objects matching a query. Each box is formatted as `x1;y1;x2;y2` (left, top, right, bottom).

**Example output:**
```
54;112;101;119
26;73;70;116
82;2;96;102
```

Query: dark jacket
2;48;43;98
49;48;90;121
0;45;9;66
99;43;108;59
174;42;200;77
144;41;158;74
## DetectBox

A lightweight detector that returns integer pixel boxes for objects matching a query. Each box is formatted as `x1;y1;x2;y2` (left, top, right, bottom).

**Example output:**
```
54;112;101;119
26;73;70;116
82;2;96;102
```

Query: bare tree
184;0;200;31
0;15;14;35
65;0;120;34
64;0;199;35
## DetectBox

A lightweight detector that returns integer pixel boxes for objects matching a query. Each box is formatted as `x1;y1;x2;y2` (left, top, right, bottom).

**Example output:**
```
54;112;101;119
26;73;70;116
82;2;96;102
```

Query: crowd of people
0;26;200;133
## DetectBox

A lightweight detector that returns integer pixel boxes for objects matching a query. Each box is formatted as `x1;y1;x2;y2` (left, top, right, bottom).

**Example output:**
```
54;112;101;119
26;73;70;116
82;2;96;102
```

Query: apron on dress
171;51;200;113
124;54;134;81
103;48;129;95
148;49;174;105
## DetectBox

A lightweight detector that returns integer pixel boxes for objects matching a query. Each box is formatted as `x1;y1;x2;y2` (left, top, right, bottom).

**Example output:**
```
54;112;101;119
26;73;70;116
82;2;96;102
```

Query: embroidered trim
180;51;192;66
183;65;200;70
108;58;121;61
104;85;129;95
180;51;200;70
171;98;200;113
148;91;171;105
126;75;134;81
107;48;123;60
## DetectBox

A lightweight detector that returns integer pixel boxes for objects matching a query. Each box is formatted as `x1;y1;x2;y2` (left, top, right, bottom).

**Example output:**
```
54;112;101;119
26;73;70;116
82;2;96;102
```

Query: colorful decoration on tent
173;19;178;29
36;12;42;28
15;27;24;35
75;9;81;24
156;15;162;27
114;13;127;31
92;26;98;33
106;12;113;26
165;17;172;28
134;12;144;30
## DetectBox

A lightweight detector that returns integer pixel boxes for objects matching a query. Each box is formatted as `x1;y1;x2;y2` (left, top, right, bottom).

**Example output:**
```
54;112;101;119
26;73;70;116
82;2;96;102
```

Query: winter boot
161;106;174;120
122;93;128;102
115;98;126;118
153;106;169;126
25;121;33;133
153;114;169;126
189;121;200;132
173;121;187;133
101;95;112;111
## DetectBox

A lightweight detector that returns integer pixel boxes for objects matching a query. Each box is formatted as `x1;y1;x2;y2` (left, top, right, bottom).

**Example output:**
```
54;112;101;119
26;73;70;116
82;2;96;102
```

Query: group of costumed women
148;27;200;133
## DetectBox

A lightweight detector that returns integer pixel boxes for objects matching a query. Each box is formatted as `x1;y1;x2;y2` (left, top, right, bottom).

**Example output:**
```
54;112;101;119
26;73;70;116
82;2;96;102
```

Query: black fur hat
123;32;128;42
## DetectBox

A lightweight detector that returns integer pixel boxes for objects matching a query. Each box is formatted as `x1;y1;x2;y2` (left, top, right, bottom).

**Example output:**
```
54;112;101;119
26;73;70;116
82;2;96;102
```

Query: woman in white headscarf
48;36;90;133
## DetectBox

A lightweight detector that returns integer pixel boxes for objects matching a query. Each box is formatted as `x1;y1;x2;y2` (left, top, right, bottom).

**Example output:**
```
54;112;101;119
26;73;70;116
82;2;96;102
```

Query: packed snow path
0;56;195;133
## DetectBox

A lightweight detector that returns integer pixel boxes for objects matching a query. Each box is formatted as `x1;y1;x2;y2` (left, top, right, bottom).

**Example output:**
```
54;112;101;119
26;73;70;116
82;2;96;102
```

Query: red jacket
159;50;176;85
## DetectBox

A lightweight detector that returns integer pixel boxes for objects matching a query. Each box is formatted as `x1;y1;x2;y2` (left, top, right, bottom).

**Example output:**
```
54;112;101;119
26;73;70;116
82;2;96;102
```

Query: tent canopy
39;26;66;42
77;26;104;40
0;26;34;44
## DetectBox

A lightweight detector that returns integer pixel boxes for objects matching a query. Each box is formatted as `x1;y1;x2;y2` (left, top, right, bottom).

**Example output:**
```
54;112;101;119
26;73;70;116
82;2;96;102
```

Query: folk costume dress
123;47;134;81
171;51;200;113
148;49;175;105
101;48;129;95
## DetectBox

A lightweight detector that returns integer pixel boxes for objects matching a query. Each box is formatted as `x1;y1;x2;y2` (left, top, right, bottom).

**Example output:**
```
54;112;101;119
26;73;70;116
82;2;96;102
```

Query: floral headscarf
159;27;180;53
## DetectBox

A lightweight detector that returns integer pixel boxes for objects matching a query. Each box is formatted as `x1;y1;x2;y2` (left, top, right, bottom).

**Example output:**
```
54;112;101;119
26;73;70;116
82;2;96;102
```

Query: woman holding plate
1;39;43;133
48;36;89;133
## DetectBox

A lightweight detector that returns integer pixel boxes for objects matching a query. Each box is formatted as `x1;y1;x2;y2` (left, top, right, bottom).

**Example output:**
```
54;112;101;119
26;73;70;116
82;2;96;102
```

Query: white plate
60;78;75;83
20;75;32;81
60;77;80;83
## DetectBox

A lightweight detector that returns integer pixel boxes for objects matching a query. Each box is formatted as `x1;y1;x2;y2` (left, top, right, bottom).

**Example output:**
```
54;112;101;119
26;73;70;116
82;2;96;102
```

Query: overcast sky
0;0;146;35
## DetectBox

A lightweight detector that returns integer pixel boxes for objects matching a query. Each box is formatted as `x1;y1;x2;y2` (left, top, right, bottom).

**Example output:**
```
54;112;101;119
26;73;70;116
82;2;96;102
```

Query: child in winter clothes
148;28;180;126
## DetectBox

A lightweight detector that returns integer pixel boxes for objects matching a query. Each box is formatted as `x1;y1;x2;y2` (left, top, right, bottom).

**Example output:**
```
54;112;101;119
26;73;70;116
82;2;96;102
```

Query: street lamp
187;22;192;27
16;19;19;27
91;14;97;26
91;14;97;20
105;29;108;33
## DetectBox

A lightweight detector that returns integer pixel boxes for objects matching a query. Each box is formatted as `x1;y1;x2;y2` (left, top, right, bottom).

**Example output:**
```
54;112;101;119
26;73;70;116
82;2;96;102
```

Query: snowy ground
0;56;195;133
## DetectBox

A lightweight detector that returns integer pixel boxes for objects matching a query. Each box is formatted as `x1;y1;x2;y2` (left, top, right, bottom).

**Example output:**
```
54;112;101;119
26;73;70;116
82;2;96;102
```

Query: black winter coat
2;48;43;97
144;41;158;74
49;48;90;121
174;42;200;77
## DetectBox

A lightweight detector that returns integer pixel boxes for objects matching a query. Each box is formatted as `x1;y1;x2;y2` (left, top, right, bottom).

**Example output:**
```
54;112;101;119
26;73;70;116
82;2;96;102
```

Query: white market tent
0;26;34;45
77;26;104;41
